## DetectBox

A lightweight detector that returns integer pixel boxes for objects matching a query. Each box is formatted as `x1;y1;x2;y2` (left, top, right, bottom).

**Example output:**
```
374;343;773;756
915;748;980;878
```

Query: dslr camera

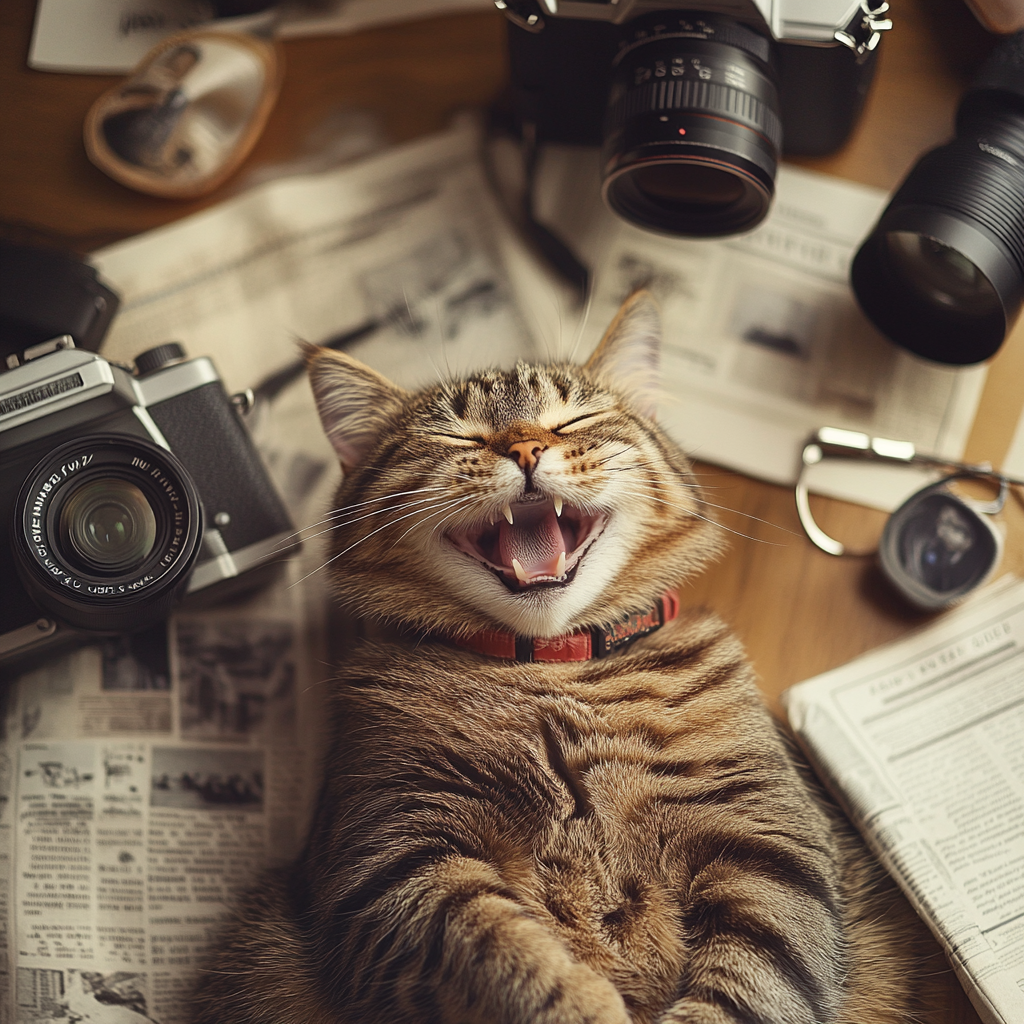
0;335;299;671
499;0;892;236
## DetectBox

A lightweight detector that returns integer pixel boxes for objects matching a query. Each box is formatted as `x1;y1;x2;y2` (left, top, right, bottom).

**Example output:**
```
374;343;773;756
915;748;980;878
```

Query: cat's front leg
655;848;847;1024
329;856;631;1024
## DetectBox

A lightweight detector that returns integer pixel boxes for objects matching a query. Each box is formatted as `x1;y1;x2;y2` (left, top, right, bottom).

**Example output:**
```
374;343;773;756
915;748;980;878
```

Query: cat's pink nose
507;441;546;471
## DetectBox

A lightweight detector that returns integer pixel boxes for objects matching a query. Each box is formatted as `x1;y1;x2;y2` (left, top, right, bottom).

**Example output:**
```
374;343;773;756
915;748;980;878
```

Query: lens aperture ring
608;77;782;151
614;15;772;67
889;141;1024;275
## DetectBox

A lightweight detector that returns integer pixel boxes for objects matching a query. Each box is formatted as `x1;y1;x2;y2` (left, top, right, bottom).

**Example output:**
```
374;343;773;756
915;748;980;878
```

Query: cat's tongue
498;505;565;581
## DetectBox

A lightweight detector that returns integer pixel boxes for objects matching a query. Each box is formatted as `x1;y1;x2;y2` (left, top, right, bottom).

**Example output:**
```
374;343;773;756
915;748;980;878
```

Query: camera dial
13;434;203;633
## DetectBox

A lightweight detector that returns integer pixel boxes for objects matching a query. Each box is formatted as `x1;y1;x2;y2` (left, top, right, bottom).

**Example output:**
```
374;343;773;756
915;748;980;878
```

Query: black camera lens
13;434;203;633
851;32;1024;364
883;232;1001;317
60;478;159;572
602;13;780;237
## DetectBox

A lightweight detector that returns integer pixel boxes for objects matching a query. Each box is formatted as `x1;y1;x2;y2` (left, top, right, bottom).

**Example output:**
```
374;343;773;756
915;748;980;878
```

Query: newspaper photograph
2;578;326;1024
784;574;1024;1024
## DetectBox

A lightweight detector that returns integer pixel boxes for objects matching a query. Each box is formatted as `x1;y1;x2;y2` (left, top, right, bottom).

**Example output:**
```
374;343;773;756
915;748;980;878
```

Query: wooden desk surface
2;1;1019;1021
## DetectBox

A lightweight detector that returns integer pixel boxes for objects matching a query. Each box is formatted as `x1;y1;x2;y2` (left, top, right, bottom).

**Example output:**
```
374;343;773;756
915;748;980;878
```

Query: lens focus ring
607;77;782;152
601;14;781;238
889;141;1024;275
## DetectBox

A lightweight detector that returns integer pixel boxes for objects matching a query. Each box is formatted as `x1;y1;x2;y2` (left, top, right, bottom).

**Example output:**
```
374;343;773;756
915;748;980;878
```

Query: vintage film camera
0;333;300;672
498;1;892;237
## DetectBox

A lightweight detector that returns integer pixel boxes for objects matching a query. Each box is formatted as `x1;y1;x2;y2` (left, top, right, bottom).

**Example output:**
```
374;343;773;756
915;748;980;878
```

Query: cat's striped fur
191;292;933;1024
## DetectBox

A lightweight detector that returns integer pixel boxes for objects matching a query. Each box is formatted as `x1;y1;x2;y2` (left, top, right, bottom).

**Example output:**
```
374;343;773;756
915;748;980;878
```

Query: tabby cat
191;291;933;1024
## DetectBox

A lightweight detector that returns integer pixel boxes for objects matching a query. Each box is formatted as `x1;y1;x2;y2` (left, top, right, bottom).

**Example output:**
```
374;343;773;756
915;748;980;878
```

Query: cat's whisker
278;485;454;548
565;285;594;363
593;444;639;467
323;486;449;519
612;487;786;545
610;476;794;532
290;496;473;588
292;494;463;547
273;486;451;547
421;501;482;544
601;465;708;487
390;495;478;546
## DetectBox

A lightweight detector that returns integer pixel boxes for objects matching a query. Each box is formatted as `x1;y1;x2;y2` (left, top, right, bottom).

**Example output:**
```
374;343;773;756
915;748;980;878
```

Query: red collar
445;590;680;663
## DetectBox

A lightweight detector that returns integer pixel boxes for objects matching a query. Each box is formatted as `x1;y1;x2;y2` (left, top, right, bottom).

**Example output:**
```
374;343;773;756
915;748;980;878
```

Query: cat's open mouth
447;496;607;592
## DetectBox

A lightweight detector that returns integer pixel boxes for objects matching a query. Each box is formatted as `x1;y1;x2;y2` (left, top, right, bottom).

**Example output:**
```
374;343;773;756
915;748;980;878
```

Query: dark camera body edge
506;17;879;158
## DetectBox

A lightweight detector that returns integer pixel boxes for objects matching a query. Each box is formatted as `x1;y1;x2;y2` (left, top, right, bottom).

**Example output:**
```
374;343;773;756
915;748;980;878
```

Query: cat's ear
302;343;410;473
584;289;660;420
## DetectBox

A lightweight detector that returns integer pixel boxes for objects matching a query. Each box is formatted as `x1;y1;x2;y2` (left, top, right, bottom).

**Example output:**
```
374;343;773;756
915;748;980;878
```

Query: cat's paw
656;1000;742;1024
541;962;631;1024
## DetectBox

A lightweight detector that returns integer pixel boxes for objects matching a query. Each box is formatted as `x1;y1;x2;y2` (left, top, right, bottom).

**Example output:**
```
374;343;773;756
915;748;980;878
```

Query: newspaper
784;574;1024;1024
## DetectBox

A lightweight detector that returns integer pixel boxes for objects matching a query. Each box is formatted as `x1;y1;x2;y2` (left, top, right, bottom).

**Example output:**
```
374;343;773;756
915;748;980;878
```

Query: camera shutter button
135;342;187;375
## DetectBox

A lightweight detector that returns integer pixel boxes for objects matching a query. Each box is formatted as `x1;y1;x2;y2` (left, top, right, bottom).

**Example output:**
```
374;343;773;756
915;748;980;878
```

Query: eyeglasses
796;427;1021;610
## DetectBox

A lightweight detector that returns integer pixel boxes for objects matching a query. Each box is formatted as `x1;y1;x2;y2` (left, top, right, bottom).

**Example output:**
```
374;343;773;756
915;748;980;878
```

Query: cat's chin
445;496;607;592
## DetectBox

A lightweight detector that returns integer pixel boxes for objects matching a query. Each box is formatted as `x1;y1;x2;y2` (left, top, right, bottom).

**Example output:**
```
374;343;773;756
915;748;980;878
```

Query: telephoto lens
602;13;782;237
851;31;1024;364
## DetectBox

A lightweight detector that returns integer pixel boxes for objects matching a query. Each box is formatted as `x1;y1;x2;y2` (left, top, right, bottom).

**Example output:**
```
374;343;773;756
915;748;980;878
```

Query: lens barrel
13;435;203;633
602;13;781;237
851;32;1024;364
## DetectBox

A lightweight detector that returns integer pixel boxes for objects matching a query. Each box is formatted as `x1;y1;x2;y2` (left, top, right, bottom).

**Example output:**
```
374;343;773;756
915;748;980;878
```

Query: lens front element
879;485;1002;609
61;478;159;573
884;231;1001;318
602;13;781;237
14;435;203;633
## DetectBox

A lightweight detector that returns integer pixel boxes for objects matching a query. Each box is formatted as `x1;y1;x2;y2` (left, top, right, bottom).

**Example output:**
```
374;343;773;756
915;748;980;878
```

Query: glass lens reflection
884;231;999;317
62;479;158;572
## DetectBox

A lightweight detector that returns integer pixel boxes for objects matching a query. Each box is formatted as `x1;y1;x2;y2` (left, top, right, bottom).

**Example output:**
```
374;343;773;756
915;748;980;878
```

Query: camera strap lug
494;0;545;33
835;1;892;62
231;388;256;414
0;618;58;658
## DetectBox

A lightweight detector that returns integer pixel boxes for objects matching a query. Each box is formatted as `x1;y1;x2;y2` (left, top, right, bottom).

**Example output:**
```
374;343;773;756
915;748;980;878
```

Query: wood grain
1;1;1014;1020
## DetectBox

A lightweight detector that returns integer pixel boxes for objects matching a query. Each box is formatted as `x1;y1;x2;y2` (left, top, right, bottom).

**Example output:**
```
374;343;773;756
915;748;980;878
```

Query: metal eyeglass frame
795;426;1020;557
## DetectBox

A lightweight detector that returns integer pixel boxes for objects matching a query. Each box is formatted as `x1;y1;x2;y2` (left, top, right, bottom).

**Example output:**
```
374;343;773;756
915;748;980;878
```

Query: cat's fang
554;496;563;517
503;504;514;525
511;557;529;583
555;551;566;577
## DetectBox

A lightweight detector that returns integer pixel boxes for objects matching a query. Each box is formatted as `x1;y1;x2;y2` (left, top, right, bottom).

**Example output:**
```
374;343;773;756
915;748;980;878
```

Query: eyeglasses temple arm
796;427;1024;557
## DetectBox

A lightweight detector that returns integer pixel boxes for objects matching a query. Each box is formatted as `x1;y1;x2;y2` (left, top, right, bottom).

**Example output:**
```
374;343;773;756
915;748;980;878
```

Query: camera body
501;1;891;236
0;337;298;670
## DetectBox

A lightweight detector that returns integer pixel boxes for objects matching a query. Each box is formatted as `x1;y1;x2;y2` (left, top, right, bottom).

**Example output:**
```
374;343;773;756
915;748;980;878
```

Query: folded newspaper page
784;574;1024;1024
